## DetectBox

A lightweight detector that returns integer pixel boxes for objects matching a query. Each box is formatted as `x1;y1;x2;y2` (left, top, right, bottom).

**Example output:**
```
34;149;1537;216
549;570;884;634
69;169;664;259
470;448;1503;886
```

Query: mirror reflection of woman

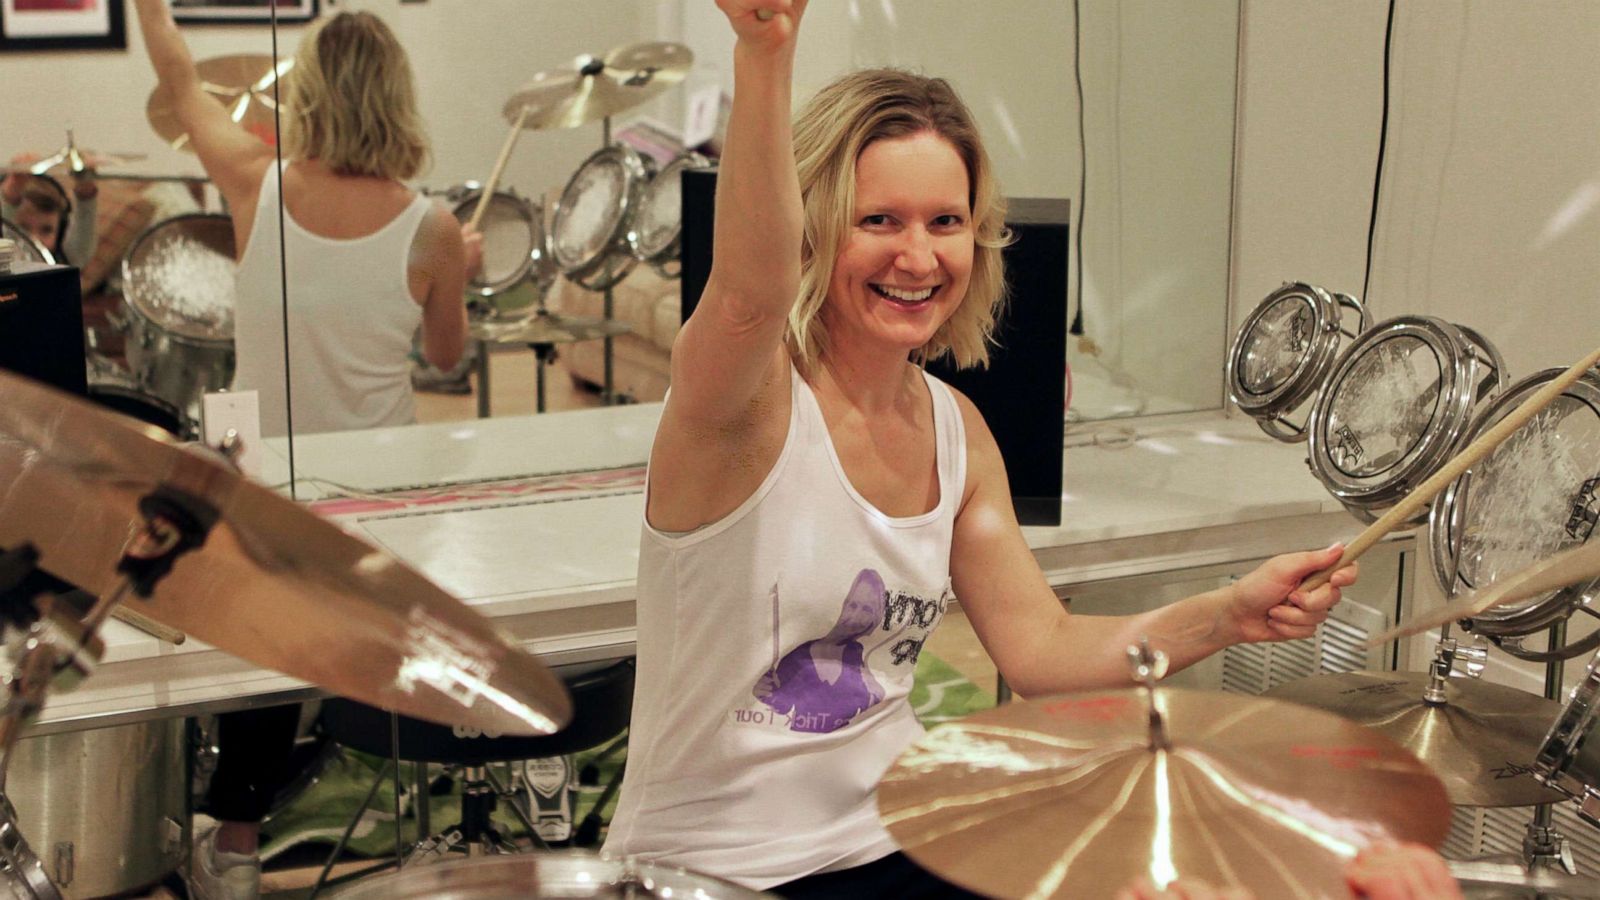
134;0;475;438
605;1;1360;896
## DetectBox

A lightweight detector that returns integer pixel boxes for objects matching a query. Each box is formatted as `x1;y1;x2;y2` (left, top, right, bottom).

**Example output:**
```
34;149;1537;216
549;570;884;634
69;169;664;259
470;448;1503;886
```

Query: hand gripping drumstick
1366;538;1600;646
1297;344;1600;592
467;105;532;234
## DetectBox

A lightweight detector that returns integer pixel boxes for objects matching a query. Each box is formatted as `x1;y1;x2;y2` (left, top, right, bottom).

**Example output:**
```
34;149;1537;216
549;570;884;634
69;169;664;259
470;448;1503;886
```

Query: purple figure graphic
754;569;889;734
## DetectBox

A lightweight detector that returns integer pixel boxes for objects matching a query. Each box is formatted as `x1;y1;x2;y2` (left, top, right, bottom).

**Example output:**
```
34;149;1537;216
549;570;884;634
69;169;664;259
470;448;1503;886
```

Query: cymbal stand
1127;638;1171;751
1524;618;1578;878
600;116;616;405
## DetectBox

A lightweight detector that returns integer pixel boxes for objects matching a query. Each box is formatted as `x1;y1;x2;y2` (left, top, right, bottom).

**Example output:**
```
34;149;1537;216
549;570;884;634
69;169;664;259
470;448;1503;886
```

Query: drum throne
308;658;634;896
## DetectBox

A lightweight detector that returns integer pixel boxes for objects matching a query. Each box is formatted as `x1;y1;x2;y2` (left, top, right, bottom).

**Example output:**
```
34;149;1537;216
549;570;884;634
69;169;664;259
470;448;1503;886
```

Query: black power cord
1069;0;1087;336
1362;0;1398;309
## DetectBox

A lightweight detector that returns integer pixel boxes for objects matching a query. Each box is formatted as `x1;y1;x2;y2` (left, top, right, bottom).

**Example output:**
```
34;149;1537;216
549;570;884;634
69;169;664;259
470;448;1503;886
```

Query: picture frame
171;0;319;25
0;0;126;52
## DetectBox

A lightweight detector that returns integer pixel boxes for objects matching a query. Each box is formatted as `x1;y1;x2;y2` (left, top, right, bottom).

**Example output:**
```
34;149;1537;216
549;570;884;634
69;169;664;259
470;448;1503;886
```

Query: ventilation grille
1221;597;1389;695
1445;803;1600;874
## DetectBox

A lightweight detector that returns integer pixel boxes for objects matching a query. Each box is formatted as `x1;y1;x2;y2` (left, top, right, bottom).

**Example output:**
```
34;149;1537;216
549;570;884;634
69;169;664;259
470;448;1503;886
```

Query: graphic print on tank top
737;568;951;734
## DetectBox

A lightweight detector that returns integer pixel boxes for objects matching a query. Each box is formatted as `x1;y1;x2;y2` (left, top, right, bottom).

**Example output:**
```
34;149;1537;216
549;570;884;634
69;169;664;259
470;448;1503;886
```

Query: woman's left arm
948;394;1357;697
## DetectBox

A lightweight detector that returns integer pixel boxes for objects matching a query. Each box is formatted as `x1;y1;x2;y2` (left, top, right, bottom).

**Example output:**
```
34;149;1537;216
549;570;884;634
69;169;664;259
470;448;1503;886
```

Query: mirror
274;0;1240;492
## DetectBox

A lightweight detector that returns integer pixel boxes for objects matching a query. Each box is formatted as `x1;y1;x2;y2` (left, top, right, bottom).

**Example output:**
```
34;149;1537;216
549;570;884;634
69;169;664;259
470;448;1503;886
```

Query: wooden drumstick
1298;344;1600;591
113;606;185;644
467;104;531;234
1366;538;1600;646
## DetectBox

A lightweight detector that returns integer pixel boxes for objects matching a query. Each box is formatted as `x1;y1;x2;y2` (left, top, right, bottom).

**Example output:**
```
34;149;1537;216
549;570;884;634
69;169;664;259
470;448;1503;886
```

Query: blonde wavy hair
789;68;1011;372
281;11;429;180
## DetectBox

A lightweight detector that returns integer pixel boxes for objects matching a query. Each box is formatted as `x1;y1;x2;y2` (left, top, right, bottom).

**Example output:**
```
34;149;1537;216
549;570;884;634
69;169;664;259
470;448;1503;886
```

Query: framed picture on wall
0;0;126;51
171;0;319;25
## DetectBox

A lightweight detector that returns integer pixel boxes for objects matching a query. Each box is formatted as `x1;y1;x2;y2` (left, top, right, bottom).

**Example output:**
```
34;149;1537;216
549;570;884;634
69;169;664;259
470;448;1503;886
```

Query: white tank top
604;365;967;890
232;163;430;436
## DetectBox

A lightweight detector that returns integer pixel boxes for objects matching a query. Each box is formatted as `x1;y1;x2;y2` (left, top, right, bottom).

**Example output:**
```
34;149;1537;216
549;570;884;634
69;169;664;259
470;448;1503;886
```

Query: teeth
878;285;935;302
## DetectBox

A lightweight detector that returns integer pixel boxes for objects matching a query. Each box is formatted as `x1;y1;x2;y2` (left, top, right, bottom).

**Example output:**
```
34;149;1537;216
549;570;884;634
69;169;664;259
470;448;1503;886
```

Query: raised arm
133;0;273;212
666;0;808;425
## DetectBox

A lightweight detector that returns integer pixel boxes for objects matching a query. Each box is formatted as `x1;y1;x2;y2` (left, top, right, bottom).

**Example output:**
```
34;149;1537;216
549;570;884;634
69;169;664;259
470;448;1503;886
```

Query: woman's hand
1225;543;1358;643
1114;876;1254;900
714;0;807;51
1345;843;1462;899
2;152;42;205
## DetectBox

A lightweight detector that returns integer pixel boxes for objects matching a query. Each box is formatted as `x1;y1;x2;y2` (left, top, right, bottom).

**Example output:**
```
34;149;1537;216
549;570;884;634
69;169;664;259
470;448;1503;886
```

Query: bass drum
120;212;237;429
1;216;55;265
4;721;190;898
329;851;769;899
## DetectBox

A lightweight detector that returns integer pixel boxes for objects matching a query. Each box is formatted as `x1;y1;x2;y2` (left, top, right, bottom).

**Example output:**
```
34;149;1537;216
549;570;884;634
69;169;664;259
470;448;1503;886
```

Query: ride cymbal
878;689;1450;899
0;370;570;736
1265;670;1566;807
147;54;292;152
500;42;693;130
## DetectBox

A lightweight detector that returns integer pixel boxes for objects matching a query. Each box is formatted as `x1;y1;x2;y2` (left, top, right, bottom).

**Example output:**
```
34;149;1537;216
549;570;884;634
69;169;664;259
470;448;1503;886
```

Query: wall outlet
201;390;263;480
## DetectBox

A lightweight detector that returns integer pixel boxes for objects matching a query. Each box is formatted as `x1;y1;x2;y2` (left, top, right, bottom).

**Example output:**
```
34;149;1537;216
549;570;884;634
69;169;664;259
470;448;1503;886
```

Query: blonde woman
135;0;474;437
604;2;1359;896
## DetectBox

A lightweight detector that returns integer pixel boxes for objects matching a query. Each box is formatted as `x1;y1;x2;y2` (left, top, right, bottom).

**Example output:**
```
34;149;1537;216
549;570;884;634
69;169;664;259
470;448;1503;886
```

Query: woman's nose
895;228;937;277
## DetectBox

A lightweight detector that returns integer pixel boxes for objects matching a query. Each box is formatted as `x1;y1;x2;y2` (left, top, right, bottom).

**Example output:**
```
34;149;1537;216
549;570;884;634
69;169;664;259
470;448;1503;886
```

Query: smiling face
822;130;974;360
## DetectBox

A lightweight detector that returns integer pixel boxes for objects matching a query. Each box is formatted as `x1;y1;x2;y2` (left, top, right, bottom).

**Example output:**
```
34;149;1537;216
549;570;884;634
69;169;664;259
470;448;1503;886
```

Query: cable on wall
1069;0;1086;336
1361;0;1398;308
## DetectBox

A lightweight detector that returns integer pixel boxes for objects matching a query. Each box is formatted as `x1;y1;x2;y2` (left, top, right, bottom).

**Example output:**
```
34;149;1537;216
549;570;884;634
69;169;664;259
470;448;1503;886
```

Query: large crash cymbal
0;370;571;736
878;689;1450;899
1265;670;1566;808
500;42;693;130
147;54;292;152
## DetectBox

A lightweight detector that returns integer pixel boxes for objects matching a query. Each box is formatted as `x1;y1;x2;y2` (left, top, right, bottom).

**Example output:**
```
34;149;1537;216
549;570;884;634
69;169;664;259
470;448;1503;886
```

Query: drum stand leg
600;117;617;406
1524;620;1580;878
529;342;556;414
475;339;491;419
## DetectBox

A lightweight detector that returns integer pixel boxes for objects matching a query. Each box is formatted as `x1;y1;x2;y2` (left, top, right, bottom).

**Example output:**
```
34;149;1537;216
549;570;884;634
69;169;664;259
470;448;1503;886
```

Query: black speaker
0;260;87;397
680;169;1066;525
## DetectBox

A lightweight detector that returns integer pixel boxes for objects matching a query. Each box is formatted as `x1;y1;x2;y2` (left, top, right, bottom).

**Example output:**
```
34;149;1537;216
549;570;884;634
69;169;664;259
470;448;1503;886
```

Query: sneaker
188;825;261;900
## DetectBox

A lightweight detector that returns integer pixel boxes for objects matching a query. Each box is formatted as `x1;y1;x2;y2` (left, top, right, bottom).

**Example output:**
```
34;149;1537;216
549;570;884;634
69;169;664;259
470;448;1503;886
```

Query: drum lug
51;840;73;887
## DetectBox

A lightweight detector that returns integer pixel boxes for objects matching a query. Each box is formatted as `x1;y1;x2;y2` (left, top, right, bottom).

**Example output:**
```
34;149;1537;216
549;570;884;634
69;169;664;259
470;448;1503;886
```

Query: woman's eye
860;214;891;227
934;215;965;228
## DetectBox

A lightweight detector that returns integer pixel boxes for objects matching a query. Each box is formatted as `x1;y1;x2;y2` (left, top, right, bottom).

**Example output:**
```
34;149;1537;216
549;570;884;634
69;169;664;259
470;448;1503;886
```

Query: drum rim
1535;649;1600;792
627;151;708;264
120;211;237;343
550;144;649;277
1227;283;1343;418
1306;315;1498;510
1429;367;1600;632
325;849;766;898
0;215;56;266
449;187;540;298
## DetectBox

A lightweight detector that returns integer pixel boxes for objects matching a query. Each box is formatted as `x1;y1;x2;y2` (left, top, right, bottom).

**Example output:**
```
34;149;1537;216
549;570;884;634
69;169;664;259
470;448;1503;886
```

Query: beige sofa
546;265;680;403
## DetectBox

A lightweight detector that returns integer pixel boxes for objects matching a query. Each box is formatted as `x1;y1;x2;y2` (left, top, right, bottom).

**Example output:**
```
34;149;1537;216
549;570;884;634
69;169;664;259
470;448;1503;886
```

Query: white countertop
37;405;1372;734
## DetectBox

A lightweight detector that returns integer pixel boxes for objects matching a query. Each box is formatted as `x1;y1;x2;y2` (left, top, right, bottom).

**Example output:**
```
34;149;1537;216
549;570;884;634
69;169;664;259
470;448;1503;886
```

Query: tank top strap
920;370;967;513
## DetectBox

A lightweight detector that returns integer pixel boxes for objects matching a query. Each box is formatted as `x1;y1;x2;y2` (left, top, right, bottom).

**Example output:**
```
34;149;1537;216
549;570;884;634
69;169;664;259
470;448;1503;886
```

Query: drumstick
1366;538;1600;646
467;105;531;234
1297;344;1600;592
113;606;186;644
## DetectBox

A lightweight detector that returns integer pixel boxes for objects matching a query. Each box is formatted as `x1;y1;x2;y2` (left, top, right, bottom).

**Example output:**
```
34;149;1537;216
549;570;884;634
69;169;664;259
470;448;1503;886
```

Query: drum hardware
147;54;293;152
877;641;1450;899
1297;343;1600;594
324;850;771;899
627;151;710;279
0;219;54;267
1447;859;1600;897
10;130;147;178
1227;281;1369;442
469;312;632;417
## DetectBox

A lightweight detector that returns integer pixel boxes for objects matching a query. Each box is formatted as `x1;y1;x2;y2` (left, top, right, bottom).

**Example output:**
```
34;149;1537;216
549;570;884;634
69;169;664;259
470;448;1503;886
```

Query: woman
603;1;1360;896
1;156;96;268
134;0;471;437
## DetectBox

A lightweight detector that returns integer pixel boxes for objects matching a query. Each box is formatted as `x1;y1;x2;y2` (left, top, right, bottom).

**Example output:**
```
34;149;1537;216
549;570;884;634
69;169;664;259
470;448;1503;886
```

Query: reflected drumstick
1367;538;1600;646
112;605;186;644
467;105;531;233
1297;344;1600;592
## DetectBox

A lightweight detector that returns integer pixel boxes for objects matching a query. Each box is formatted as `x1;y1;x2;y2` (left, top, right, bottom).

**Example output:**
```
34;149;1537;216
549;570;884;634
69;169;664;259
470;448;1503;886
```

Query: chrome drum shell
1227;281;1368;443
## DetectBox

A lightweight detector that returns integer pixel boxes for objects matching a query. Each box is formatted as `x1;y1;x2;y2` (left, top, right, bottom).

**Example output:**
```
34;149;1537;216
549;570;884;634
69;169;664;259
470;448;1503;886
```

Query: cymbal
0;370;571;736
500;42;693;130
470;313;632;346
147;54;292;152
1265;671;1566;807
878;689;1450;899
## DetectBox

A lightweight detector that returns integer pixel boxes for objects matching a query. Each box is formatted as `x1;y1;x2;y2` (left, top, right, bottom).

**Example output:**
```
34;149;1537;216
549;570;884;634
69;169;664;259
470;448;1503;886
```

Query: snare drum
120;213;237;425
551;144;652;291
1227;281;1369;442
1430;366;1600;654
1535;650;1600;826
1307;315;1507;523
328;851;769;899
627;152;709;278
1;216;54;265
448;184;557;308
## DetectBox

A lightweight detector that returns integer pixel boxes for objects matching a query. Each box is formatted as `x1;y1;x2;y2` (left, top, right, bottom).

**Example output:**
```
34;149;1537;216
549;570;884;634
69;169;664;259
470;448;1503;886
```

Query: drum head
451;188;539;297
1430;367;1600;635
122;213;237;343
0;216;54;265
328;851;766;899
1227;283;1364;440
628;152;705;264
1536;649;1600;807
1307;316;1504;517
551;145;649;278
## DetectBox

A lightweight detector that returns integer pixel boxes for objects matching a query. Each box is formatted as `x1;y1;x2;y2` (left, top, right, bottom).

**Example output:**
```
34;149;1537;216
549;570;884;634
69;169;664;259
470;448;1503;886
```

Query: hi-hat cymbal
1265;671;1567;808
471;313;632;346
147;54;292;152
878;689;1450;899
500;42;693;130
0;370;571;736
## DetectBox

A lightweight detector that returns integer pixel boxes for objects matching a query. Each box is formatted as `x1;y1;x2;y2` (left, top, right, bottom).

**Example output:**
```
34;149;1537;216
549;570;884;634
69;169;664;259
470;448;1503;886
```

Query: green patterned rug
259;652;995;864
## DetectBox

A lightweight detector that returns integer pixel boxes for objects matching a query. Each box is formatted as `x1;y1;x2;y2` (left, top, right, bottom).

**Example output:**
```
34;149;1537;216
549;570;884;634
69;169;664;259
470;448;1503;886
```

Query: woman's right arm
663;0;809;428
133;0;273;213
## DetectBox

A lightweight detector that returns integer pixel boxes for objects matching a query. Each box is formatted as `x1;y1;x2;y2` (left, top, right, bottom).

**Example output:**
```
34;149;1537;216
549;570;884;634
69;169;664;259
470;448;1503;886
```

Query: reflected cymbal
500;42;693;130
471;313;632;346
0;370;571;736
878;689;1450;899
147;54;292;152
1265;671;1566;807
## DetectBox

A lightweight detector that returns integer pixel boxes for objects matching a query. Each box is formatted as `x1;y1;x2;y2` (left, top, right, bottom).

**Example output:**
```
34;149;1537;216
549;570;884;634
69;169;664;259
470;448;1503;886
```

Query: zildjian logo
1490;761;1538;780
